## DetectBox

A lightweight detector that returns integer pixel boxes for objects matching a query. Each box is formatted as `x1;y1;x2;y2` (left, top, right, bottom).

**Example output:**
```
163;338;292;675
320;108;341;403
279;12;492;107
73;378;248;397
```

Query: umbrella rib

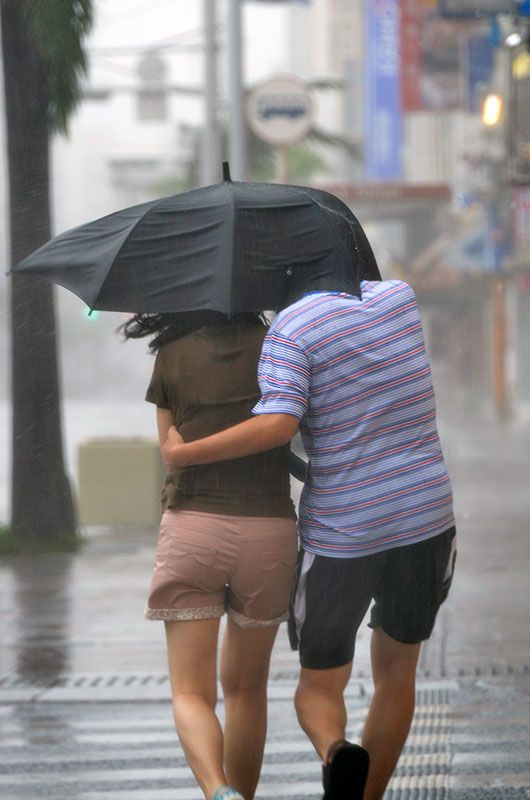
288;186;357;291
225;182;235;316
88;201;159;311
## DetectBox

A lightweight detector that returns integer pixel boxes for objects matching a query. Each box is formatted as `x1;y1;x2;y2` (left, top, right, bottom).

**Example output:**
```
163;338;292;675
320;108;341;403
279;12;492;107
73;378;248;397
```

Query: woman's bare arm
161;414;300;468
156;407;173;451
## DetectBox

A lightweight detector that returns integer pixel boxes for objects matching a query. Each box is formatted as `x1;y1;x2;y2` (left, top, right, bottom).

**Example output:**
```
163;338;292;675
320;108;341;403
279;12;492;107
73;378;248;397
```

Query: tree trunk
1;1;77;544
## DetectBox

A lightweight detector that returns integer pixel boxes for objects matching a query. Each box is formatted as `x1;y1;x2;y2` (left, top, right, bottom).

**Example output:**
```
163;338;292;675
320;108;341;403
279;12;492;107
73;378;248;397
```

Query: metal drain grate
275;664;530;681
0;673;171;691
1;664;528;695
0;673;460;705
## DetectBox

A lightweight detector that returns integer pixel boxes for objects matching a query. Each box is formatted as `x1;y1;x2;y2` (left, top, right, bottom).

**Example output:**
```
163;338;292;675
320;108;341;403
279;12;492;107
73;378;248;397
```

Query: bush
0;525;83;555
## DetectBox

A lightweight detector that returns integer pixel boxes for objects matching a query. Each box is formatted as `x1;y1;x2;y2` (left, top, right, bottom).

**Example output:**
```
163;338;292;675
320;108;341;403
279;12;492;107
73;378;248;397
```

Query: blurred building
48;51;200;402
52;51;197;233
287;0;530;420
2;0;529;419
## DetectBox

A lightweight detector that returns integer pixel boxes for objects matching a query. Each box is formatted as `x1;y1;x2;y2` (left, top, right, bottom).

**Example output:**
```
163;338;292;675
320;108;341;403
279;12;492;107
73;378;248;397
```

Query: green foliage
286;146;327;182
152;123;330;196
308;126;363;160
0;524;83;555
151;174;191;198
23;0;94;133
248;142;328;183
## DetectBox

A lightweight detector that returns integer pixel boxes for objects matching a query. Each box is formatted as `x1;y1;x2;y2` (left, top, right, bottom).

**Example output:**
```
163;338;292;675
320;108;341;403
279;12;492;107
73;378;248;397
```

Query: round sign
246;75;314;147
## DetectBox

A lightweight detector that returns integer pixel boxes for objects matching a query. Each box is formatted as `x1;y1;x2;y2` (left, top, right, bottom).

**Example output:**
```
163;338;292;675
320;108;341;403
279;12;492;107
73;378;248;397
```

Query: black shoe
322;740;370;800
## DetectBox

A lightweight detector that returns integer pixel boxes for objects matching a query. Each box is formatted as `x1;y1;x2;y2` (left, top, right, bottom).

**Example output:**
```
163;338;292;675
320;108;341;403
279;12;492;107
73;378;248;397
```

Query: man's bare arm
162;413;300;468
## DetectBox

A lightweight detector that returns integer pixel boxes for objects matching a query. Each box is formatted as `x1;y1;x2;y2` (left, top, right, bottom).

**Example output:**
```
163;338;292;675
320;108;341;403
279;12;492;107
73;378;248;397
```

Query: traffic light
83;306;100;321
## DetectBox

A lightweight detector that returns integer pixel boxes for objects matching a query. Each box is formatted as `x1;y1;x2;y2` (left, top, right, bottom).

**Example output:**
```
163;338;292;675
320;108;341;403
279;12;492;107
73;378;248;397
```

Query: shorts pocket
260;545;298;571
166;546;216;568
163;541;221;591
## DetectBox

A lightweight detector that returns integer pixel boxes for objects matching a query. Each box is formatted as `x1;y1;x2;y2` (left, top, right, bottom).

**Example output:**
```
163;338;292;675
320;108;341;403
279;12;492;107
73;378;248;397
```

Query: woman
122;310;297;800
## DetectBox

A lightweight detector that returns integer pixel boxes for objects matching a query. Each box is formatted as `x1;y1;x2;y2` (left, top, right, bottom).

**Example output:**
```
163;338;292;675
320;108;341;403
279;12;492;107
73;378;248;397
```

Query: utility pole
202;0;220;185
227;0;246;180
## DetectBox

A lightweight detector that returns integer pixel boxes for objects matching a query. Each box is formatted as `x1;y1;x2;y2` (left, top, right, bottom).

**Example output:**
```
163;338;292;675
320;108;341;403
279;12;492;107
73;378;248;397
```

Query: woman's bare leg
220;618;279;800
165;618;226;800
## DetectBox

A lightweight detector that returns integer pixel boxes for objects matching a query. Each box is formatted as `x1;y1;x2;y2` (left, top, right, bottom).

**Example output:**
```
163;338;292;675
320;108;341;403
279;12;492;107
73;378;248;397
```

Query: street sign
439;1;513;16
246;75;314;146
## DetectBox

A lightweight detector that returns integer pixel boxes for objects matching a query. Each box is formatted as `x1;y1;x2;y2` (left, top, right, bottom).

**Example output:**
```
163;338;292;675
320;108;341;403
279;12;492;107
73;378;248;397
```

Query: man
162;279;457;800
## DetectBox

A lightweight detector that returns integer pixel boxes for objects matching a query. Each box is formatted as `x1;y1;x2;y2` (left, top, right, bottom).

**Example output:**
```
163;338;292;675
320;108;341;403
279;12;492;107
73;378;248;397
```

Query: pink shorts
145;510;298;627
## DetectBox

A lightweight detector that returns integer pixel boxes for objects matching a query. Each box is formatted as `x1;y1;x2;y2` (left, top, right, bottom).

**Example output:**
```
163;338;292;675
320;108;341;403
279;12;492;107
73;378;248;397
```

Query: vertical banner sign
365;0;403;180
466;35;494;113
400;0;422;111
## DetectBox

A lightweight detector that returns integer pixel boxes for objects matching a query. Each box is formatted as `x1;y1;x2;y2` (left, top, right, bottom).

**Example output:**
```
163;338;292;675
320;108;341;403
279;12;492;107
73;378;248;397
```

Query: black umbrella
11;163;381;313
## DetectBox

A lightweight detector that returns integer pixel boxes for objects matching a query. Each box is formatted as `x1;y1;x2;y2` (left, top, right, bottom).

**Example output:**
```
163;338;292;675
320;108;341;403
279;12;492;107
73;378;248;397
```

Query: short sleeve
145;350;170;408
252;330;310;420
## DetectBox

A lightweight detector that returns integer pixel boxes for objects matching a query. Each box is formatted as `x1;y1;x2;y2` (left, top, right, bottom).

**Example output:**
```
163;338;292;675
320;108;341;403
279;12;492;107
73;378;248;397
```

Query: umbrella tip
222;162;231;182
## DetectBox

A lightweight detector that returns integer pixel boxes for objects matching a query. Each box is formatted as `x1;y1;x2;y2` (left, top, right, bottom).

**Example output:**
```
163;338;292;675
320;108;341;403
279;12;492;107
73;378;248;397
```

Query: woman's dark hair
119;310;267;352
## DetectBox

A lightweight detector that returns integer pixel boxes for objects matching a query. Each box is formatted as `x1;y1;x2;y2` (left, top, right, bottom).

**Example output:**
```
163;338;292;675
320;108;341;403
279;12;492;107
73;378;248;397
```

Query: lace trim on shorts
227;607;288;628
144;604;225;621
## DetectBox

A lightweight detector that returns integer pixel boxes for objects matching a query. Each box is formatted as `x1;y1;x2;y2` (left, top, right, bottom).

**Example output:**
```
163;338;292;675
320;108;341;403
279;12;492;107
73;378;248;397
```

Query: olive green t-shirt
145;322;296;519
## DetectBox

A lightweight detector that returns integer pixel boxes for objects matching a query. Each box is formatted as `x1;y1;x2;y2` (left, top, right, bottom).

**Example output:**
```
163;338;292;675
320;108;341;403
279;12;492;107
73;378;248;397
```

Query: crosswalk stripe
2;678;529;799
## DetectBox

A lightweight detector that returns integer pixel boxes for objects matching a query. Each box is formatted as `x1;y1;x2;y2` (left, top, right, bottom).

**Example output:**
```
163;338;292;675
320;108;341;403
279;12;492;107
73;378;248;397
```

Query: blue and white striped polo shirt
253;280;455;558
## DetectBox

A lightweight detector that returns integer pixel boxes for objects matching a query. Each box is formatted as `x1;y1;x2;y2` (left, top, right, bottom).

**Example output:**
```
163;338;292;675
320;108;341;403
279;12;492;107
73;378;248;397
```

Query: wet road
0;415;529;797
1;677;529;799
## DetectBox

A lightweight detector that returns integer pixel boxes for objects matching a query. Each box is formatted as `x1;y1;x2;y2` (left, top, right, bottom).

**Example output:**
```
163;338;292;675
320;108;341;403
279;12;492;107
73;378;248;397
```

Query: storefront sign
364;0;402;180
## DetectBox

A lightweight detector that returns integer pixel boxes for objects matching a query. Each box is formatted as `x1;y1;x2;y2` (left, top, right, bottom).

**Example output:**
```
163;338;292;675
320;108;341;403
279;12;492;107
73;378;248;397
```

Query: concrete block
78;438;164;528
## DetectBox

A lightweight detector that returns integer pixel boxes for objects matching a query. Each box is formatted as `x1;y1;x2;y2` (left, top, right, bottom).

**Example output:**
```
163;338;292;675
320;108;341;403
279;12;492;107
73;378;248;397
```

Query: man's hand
159;414;298;469
161;425;185;468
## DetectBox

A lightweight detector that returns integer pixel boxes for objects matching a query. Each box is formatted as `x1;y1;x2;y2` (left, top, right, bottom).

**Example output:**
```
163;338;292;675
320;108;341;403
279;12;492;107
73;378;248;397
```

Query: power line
90;43;204;55
88;26;217;56
104;0;187;25
90;59;144;77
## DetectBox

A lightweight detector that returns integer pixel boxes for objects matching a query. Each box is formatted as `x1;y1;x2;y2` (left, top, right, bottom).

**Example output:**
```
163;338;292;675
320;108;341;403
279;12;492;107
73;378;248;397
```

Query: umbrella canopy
12;165;381;314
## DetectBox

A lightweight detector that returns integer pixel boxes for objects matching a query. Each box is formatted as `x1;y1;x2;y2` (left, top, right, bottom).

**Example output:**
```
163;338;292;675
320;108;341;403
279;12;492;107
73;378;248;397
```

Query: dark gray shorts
288;527;457;670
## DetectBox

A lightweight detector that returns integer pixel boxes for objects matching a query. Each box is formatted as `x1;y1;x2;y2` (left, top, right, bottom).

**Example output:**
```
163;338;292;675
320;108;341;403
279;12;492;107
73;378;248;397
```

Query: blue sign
466;36;495;113
439;1;512;16
364;0;402;180
440;1;530;15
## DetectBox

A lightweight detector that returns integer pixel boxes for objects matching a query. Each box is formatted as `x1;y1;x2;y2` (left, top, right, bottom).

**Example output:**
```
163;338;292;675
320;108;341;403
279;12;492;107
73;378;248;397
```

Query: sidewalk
0;416;529;798
1;674;529;799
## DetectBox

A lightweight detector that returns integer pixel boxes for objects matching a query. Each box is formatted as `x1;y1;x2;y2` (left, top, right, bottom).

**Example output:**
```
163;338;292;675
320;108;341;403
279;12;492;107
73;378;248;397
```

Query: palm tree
1;0;93;548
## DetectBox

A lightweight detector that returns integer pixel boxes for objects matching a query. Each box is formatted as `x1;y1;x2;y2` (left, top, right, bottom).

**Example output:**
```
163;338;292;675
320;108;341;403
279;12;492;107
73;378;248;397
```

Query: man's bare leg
294;662;353;762
361;627;421;800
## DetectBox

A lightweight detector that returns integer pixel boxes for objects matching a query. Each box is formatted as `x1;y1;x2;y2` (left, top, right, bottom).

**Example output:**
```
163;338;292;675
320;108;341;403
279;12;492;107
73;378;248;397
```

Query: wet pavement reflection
0;414;529;798
12;557;72;683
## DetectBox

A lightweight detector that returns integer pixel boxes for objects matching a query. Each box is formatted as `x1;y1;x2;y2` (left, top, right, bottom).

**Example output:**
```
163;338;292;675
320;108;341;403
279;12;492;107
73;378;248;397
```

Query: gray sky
88;0;290;88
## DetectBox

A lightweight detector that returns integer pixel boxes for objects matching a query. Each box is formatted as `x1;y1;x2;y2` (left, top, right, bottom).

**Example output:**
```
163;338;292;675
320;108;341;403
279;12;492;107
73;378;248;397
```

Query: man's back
254;280;454;557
